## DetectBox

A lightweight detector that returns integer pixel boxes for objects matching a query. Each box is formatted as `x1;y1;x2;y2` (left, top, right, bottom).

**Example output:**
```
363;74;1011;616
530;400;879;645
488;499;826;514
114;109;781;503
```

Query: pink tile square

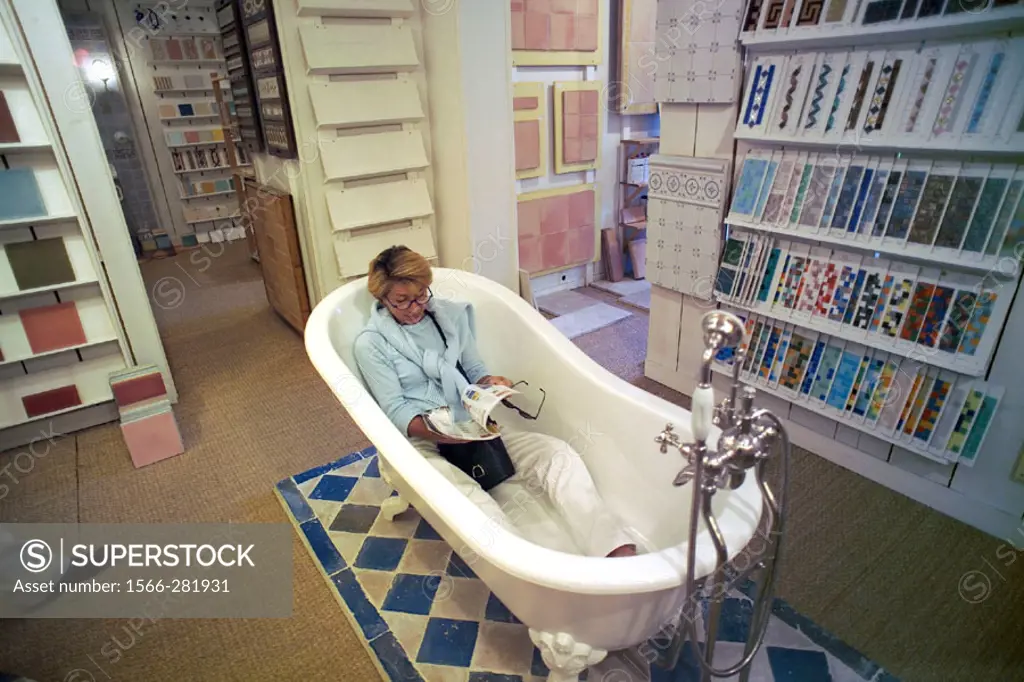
122;411;185;468
518;235;543;273
524;12;550;50
514;120;541;171
580;136;598;162
575;14;598;50
540;232;570;270
540;195;569;234
511;10;526;49
579;89;599;114
184;130;200;143
551;0;579;12
563;90;580;114
549;13;574;50
513;96;538;111
578;0;598;15
581;113;599;137
568;189;595;229
511;0;525;11
518;198;543;237
563;113;581;140
563;137;583;164
568;226;595;264
19;301;87;354
525;0;551;12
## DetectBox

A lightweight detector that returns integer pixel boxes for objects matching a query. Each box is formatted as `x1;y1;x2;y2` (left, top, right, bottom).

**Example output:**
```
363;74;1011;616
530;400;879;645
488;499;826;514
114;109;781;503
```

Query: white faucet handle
692;385;714;442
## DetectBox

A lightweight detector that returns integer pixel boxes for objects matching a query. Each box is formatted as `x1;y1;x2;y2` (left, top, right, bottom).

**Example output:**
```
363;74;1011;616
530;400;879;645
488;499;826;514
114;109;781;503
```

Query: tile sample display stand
0;1;172;447
212;74;256;258
217;0;263;154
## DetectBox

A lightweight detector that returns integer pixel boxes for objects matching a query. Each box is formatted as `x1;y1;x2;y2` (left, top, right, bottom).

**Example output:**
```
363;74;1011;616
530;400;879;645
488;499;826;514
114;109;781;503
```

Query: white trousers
411;429;633;557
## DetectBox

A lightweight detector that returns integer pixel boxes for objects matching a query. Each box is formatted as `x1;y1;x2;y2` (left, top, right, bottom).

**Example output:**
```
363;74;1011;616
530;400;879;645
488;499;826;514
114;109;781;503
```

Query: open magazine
423;384;520;441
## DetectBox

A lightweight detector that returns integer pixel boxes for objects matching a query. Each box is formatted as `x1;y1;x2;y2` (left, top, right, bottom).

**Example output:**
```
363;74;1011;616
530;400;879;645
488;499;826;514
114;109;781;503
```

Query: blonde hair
367;246;432;299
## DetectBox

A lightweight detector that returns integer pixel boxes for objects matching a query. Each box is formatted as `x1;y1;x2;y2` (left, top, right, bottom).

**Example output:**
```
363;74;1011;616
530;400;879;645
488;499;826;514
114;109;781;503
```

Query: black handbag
424;311;516;491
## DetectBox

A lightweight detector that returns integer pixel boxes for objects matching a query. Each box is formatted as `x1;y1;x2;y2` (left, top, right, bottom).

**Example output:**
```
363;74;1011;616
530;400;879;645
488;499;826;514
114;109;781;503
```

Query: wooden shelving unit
618;137;658;278
213;74;258;261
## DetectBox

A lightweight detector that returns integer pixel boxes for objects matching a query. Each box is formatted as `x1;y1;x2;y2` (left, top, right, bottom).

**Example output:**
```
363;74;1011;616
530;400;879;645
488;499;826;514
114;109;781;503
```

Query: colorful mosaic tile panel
795;0;824;24
769;328;794;382
844;354;872;413
789;164;815;224
883;170;928;240
762;160;796;224
824;63;850;132
803;61;833;130
830;166;865;230
938;291;976;353
755;161;781;218
966;52;1005;134
751;322;775;374
870;170;903;237
879;278;914;338
947;389;984;454
852;357;885;417
933;54;976;135
907;174;954;245
895;372;926;433
933;176;984;249
960;393;999;462
759;325;784;378
778;256;808;310
904;56;936;133
744;321;767;374
853;273;886;330
863;0;904;23
983;179;1023;256
731;158;770;216
742;63;776;127
841;270;868;325
957;290;996;356
845;62;875;132
997;184;1024;259
797;257;826;314
810;344;844;402
868;275;895;332
812;263;839;316
818;165;846;228
757;248;782;303
866;360;899;422
960;176;1007;252
913;377;951;443
859;170;889;232
918;285;954;348
800;340;827;395
846;170;876;234
901;372;935;436
797;165;833;227
829;266;861;323
826;350;862;410
780;333;813;391
899;283;936;343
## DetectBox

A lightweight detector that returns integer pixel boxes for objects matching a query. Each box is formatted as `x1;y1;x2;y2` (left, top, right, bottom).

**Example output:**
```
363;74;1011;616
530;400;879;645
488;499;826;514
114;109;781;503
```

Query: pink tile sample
23;385;81;418
19;301;87;354
513;96;538;111
518;234;542;273
568;226;594;263
564;138;583;164
552;0;578;11
549;12;575;50
541;231;570;270
540;196;569;234
514;120;541;171
581;113;599;136
575;14;599;50
511;10;526;49
121;411;185;468
523;12;550;50
564;90;580;114
517;197;542;237
526;0;551;11
579;89;599;114
569;189;595;227
580;136;598;162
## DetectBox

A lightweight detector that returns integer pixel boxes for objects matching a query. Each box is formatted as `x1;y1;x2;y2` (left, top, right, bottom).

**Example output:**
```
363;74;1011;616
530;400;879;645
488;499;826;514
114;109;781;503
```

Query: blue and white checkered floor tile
276;448;898;682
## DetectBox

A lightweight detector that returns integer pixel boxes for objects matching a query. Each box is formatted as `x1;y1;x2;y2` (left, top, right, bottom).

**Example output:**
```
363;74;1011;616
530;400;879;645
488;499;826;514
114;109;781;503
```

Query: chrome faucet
655;311;791;682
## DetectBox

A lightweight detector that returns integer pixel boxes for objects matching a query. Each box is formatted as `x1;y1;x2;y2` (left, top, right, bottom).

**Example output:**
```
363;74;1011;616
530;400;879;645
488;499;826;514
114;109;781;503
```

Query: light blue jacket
352;298;490;435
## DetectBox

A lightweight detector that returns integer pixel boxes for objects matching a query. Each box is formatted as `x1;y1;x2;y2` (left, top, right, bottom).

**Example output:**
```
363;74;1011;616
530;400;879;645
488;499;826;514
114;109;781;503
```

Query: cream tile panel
296;0;414;18
326;178;433;232
320;130;429;182
309;78;424;129
299;23;419;76
333;219;436;279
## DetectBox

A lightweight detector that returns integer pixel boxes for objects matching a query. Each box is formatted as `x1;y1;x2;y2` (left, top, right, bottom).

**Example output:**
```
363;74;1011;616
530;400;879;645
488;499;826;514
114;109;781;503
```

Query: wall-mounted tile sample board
511;0;602;66
0;12;129;434
217;0;263;155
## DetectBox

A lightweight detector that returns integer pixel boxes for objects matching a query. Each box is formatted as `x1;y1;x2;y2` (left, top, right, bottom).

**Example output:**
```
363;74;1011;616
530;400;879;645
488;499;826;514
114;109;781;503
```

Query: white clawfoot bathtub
305;268;762;681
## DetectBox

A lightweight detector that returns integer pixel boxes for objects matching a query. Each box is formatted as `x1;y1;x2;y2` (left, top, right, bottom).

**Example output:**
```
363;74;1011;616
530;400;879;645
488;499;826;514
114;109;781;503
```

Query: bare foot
606;544;637;558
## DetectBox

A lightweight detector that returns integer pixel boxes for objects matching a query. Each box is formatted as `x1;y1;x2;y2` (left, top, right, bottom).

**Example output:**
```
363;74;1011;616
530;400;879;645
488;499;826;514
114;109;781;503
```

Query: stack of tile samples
109;366;183;468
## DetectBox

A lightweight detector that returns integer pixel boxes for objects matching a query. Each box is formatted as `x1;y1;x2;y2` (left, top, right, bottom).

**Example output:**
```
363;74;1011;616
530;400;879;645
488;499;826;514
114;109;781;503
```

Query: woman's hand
408;415;472;444
479;375;513;388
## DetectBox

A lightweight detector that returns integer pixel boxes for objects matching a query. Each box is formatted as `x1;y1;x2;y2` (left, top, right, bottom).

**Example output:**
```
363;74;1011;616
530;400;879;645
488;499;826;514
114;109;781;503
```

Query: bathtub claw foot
529;629;607;682
380;494;410;521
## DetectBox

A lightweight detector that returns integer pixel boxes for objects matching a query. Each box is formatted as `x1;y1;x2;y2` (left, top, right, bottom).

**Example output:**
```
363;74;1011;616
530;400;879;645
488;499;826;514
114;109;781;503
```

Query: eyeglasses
502;381;546;421
385;288;432;311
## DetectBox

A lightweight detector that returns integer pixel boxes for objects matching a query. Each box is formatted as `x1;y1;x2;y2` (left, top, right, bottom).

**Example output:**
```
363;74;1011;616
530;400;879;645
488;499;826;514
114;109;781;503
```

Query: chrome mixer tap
654;311;791;682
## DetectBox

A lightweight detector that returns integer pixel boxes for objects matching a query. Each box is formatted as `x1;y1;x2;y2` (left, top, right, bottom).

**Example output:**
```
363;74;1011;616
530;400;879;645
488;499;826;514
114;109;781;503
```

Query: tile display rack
725;21;1023;470
0;337;118;368
0;213;78;230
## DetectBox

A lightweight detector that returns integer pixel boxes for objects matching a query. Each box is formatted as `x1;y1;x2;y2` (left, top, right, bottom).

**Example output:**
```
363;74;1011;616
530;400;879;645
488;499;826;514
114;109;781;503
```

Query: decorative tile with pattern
866;360;899;423
852;272;885;330
913;376;951;443
958;290;996;356
825;350;862;410
918;285;954;348
830;165;866;230
947;388;984;455
844;354;872;413
828;266;861;322
907;174;954;246
870;170;903;237
966;52;1004;134
883;170;928;240
933;176;983;249
938;290;976;353
932;53;977;135
983;179;1023;256
277;448;893;682
879;278;914;338
852;357;886;417
899;283;936;343
799;340;827;395
810;344;844;402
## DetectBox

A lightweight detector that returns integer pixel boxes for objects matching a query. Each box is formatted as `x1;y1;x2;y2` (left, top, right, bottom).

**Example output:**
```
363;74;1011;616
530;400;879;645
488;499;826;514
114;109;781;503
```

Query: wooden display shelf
0;278;99;301
0;213;77;230
716;296;987;377
711;363;959;465
734;129;1021;156
0;338;119;368
741;7;1024;51
726;216;1006;274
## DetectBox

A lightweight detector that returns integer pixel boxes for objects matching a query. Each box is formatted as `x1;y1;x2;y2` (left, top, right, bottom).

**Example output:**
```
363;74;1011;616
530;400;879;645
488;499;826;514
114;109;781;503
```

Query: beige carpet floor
2;248;1022;681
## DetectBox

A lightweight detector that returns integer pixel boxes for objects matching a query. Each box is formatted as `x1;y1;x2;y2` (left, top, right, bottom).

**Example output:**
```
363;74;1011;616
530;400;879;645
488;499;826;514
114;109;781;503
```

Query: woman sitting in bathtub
353;245;637;558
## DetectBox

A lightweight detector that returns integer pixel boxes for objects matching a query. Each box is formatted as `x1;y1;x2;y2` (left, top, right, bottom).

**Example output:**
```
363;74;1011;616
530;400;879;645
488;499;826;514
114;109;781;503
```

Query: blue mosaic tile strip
277;451;897;682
